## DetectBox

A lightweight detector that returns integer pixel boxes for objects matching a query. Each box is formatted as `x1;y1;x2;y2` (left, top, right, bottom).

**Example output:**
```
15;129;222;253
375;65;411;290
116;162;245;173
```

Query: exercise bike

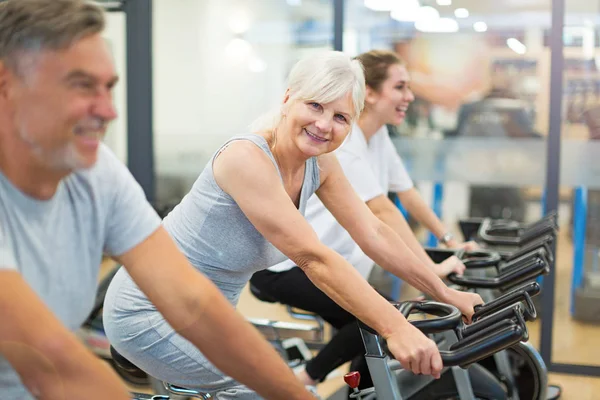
426;222;560;400
344;283;536;399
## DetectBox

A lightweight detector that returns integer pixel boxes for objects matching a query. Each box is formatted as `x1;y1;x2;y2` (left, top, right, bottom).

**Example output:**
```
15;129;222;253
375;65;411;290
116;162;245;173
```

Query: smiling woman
103;48;483;399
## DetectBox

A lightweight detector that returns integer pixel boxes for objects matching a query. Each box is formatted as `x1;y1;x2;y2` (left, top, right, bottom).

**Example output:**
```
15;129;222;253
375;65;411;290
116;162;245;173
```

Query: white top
269;124;413;278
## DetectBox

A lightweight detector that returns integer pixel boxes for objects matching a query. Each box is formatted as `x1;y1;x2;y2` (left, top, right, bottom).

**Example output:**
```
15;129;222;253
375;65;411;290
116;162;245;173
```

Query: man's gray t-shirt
0;144;161;399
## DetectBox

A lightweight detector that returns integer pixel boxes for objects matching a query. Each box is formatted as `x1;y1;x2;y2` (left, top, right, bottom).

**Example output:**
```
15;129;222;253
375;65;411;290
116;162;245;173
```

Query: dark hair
355;49;406;92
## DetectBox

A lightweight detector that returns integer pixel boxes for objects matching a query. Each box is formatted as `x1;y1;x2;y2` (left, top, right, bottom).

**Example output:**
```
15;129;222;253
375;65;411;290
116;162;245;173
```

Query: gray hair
0;0;105;73
250;51;366;133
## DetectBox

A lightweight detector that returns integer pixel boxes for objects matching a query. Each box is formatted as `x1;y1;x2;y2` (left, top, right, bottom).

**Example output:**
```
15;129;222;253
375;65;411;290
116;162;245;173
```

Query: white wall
100;0;331;199
152;0;308;185
103;12;128;163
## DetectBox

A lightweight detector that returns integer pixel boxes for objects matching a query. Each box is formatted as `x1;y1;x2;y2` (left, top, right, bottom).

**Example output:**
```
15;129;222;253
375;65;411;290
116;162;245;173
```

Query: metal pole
540;0;564;368
333;0;344;51
124;0;155;202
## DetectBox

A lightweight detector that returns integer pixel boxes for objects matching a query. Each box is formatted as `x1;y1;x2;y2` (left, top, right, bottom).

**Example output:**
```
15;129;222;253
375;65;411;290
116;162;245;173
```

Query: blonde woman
104;50;483;400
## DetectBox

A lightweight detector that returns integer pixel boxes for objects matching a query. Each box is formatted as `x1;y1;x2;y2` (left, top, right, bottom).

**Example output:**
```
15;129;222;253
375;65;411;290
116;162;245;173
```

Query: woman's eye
335;114;348;123
309;102;321;110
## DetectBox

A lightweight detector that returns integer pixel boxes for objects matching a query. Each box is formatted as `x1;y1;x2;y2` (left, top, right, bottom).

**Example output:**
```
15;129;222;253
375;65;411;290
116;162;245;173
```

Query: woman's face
367;64;414;125
283;91;355;158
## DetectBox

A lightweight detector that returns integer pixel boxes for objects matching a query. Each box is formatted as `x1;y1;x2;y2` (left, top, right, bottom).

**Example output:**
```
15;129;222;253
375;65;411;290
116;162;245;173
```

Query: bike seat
110;346;146;377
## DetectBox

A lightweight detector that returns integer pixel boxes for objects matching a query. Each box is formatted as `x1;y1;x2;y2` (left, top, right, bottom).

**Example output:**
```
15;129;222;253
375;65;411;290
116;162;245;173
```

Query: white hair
250;51;366;133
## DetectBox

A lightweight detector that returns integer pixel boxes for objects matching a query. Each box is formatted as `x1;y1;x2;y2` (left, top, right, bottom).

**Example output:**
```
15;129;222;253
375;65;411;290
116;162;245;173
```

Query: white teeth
75;119;106;137
305;128;327;142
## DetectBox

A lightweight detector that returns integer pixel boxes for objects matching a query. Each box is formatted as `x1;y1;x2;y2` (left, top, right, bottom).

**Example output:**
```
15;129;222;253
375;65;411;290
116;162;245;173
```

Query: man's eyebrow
63;70;119;87
63;70;95;82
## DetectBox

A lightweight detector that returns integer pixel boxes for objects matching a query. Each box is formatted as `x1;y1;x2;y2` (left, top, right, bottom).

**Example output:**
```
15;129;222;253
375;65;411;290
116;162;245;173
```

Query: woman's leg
250;268;381;384
250;268;356;329
104;273;263;399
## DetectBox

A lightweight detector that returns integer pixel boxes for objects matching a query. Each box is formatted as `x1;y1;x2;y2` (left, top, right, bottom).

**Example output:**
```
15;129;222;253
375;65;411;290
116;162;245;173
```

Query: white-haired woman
103;50;483;400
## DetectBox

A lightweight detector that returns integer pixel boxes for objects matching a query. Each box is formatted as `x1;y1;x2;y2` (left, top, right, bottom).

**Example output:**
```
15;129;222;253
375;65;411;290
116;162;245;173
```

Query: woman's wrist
438;232;455;247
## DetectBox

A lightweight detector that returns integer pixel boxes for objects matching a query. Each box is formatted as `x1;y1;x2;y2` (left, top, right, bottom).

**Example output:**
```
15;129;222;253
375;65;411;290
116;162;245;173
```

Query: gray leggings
103;268;263;400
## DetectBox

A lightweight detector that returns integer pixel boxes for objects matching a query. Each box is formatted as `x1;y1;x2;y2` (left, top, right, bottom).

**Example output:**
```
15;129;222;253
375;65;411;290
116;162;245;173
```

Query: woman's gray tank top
160;134;321;306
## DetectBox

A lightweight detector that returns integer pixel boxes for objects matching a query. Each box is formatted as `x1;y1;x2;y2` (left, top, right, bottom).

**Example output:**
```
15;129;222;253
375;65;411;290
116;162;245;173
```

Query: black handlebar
447;256;548;290
425;248;502;269
426;246;549;273
478;217;557;247
473;281;540;322
502;235;553;262
444;322;524;367
459;249;503;269
375;298;529;369
396;301;462;334
463;304;529;341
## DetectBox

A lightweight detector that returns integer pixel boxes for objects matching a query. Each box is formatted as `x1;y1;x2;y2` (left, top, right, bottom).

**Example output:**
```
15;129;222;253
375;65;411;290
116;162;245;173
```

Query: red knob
344;371;361;389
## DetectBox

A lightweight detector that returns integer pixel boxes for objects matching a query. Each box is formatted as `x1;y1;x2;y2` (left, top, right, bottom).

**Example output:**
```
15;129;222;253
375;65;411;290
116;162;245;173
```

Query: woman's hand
447;239;480;252
385;323;443;379
443;289;484;323
433;255;466;278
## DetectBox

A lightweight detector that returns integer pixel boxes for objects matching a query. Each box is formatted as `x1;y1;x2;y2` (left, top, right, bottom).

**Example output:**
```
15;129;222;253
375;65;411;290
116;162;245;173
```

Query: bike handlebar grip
344;371;361;389
462;305;523;338
446;273;499;289
447;257;547;290
461;250;502;269
442;323;524;368
501;249;547;272
472;282;540;322
397;301;462;334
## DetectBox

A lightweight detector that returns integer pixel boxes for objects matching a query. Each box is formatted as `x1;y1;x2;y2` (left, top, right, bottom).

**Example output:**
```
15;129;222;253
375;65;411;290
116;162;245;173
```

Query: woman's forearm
298;251;412;340
373;200;436;270
397;189;448;240
355;221;450;301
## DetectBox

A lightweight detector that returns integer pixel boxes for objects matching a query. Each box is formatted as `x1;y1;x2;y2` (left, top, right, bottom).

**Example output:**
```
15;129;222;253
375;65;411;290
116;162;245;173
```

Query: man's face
2;33;118;171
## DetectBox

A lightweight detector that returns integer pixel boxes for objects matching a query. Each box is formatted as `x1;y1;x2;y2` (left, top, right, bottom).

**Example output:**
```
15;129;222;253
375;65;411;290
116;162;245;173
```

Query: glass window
556;0;600;368
152;0;333;203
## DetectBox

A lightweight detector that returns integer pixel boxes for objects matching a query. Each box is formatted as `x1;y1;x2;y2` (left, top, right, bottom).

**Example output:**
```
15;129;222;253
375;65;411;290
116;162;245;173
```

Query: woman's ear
281;89;293;117
364;85;379;107
282;88;291;104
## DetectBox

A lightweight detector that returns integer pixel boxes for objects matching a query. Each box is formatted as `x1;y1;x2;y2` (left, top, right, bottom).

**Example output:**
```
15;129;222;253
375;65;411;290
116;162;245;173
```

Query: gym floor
102;222;600;399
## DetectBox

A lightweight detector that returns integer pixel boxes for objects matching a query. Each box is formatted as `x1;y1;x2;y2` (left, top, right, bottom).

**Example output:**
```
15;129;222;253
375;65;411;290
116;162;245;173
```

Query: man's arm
116;227;314;400
0;270;131;400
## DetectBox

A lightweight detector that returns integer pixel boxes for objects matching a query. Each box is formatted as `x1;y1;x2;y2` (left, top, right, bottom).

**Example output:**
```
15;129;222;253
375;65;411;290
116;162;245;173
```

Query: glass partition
552;0;600;368
152;0;333;203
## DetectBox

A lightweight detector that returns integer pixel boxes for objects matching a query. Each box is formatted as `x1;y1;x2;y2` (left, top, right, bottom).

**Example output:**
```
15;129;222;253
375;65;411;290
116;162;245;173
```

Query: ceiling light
364;0;394;11
507;38;527;54
415;17;459;33
454;8;469;18
473;21;488;32
390;0;421;21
